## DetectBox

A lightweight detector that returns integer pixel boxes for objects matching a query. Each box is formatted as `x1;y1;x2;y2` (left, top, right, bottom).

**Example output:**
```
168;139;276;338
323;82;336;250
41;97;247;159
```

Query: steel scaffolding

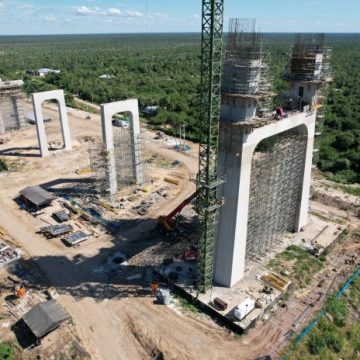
222;18;273;118
246;129;308;260
222;18;270;95
0;81;26;134
89;128;147;196
284;34;332;83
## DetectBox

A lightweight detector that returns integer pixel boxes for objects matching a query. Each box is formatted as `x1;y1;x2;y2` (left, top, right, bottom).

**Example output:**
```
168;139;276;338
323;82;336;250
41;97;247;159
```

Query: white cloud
108;8;144;18
0;1;5;11
16;3;33;10
76;6;101;16
45;16;57;23
108;8;122;16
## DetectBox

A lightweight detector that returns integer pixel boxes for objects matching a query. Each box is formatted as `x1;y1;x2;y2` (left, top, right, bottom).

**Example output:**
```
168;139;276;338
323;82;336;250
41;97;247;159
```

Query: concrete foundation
32;90;71;157
100;99;143;195
215;112;316;287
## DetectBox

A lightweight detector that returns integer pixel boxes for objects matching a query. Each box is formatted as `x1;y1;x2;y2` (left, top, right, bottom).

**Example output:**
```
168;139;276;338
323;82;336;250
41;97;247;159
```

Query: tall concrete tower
214;27;330;288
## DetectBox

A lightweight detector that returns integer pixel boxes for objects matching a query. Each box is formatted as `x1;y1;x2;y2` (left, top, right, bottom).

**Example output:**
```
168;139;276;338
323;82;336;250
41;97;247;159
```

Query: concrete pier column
0;110;5;134
297;116;316;230
101;104;118;196
32;94;49;157
57;95;72;151
214;112;317;288
32;90;72;157
215;126;256;287
100;99;143;196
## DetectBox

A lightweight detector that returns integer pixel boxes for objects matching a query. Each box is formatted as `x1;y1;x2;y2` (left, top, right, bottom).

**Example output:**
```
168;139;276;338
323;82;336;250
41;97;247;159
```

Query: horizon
1;31;360;38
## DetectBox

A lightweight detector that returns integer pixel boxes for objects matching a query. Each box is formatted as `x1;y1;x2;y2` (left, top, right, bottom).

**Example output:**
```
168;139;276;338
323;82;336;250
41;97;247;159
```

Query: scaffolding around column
89;128;148;197
246;128;308;260
0;80;26;134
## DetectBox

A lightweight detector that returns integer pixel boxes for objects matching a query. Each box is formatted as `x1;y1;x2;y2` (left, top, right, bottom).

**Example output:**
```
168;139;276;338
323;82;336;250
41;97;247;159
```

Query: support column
101;104;118;196
128;102;143;185
32;95;49;157
100;99;143;196
32;90;72;157
215;112;316;288
0;109;5;134
297;115;316;230
14;97;26;129
215;124;256;287
57;96;72;151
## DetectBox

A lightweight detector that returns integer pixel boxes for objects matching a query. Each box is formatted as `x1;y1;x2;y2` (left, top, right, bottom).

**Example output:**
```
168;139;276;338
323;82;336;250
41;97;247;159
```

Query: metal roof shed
20;186;55;208
23;300;70;338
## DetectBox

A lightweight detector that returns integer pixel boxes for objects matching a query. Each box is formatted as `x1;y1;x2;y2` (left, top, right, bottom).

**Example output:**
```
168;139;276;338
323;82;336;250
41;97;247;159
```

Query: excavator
157;190;199;232
157;189;225;233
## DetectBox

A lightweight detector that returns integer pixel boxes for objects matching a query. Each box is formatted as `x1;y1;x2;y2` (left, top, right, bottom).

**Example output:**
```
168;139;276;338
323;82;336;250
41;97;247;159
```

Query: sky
0;0;359;35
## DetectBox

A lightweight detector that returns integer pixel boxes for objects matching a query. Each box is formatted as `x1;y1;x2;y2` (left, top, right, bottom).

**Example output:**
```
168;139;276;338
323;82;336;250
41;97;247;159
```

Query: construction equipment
196;0;225;292
15;284;26;298
157;190;199;232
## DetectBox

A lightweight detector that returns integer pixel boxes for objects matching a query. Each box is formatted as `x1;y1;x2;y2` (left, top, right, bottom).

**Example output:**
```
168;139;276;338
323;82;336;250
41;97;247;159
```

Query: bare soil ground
0;102;243;360
0;101;359;360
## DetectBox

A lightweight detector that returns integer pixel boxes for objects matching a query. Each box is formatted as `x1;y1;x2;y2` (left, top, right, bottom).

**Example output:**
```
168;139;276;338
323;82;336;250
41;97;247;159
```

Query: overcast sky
0;0;359;35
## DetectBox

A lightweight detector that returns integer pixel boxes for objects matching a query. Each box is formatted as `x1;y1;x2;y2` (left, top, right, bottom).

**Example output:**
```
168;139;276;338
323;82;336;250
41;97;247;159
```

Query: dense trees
0;33;359;183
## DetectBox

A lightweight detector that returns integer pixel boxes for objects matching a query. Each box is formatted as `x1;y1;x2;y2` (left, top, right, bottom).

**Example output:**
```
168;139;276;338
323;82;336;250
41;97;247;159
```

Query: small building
52;210;69;223
22;300;70;339
20;186;55;209
143;106;158;116
63;231;88;247
38;68;61;77
99;74;115;80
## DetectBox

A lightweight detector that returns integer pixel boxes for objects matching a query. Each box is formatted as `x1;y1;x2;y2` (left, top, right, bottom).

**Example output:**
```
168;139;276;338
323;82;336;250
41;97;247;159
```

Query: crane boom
197;0;225;292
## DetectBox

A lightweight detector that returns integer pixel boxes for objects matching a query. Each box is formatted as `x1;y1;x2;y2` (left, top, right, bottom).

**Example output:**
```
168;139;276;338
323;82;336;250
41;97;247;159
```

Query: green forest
0;33;359;183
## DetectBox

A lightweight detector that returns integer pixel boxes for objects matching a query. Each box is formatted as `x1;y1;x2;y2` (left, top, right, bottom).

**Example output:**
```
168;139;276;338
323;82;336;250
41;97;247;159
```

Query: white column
32;90;72;157
129;102;143;185
214;112;317;288
101;104;118;196
57;94;72;151
215;131;256;287
100;99;143;195
297;118;316;230
32;94;49;157
0;110;5;134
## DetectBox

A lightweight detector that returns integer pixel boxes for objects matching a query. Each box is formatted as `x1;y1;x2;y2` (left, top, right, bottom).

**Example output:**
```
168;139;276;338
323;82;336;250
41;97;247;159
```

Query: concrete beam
32;90;72;157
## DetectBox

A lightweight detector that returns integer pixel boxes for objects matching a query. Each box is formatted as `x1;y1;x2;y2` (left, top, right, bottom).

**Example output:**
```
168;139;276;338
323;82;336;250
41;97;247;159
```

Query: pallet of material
63;231;88;246
0;243;21;268
261;272;291;292
40;224;73;239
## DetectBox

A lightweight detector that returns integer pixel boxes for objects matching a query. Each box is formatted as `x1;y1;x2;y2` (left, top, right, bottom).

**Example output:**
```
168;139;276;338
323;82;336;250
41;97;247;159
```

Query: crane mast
197;0;225;292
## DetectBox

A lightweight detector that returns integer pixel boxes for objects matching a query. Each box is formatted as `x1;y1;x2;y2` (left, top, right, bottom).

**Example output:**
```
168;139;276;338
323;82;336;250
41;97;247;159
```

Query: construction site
0;2;359;360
